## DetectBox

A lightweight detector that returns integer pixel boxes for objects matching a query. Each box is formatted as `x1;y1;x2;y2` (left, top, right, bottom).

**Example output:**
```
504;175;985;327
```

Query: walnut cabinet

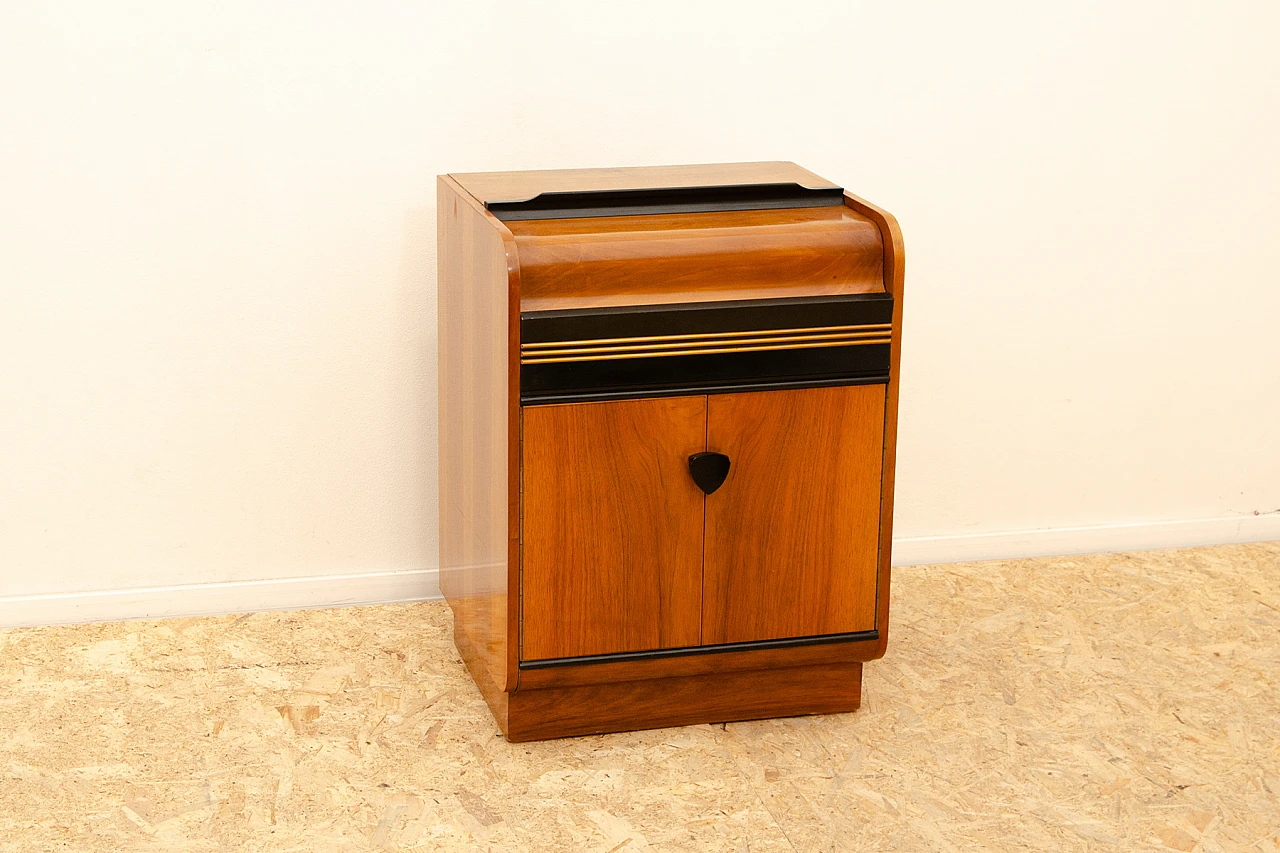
438;163;904;741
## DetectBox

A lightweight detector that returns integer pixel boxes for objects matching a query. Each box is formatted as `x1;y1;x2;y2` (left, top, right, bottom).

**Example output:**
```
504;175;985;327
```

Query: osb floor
2;543;1278;852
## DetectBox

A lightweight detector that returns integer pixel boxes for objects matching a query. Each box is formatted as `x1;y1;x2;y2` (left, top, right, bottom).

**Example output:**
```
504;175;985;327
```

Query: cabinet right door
703;385;884;644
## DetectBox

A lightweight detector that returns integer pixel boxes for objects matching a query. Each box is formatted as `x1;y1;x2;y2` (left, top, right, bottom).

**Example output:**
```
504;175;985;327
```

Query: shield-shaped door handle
688;452;731;495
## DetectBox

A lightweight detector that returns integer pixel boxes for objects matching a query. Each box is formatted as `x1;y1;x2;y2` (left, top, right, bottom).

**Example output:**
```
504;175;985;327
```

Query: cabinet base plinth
498;661;863;742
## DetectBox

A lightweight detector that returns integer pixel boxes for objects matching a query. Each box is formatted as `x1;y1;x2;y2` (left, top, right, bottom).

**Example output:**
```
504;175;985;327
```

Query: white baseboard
3;515;1277;629
891;514;1280;566
0;568;441;629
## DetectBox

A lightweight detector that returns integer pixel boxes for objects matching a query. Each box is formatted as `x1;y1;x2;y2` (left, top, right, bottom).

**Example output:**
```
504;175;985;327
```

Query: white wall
2;2;1278;624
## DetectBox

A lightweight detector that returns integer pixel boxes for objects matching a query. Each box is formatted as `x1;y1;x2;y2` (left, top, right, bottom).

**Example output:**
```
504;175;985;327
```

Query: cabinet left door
521;396;708;660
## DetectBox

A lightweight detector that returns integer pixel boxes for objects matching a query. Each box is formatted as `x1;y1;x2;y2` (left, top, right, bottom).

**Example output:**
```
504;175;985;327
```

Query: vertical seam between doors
700;395;709;646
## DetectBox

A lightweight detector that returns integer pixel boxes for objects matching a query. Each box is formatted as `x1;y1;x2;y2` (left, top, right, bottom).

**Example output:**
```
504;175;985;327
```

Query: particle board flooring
1;542;1278;852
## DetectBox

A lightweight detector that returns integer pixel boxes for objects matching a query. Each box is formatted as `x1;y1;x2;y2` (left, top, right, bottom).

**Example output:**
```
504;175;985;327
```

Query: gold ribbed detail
520;323;893;365
521;323;891;350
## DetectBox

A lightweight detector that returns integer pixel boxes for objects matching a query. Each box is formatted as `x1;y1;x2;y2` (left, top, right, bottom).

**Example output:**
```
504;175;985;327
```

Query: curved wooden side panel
437;176;521;729
842;192;905;663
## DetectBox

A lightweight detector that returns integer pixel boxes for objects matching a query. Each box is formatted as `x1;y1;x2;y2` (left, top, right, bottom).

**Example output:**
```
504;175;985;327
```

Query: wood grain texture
437;176;520;710
506;662;862;742
521;397;707;660
843;191;906;662
450;161;837;205
508;206;883;312
452;613;507;734
439;164;903;741
702;385;884;644
517;636;878;690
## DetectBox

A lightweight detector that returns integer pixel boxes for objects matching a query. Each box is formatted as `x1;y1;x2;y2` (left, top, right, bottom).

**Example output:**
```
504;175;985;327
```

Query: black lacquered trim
488;183;845;221
520;293;893;404
522;293;893;343
522;374;889;406
520;630;879;670
521;345;890;405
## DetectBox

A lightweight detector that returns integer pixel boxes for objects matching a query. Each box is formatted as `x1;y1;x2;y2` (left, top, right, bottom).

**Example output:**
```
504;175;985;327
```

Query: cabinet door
521;396;706;660
703;385;884;644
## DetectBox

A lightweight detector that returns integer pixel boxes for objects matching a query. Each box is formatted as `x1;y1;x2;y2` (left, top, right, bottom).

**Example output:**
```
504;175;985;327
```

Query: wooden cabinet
439;163;904;741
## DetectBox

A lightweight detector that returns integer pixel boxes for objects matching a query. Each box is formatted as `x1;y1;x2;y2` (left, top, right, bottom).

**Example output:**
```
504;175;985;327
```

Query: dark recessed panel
488;182;845;221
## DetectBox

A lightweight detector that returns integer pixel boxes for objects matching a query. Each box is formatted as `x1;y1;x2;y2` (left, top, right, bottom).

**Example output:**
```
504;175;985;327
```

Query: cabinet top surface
448;162;838;205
